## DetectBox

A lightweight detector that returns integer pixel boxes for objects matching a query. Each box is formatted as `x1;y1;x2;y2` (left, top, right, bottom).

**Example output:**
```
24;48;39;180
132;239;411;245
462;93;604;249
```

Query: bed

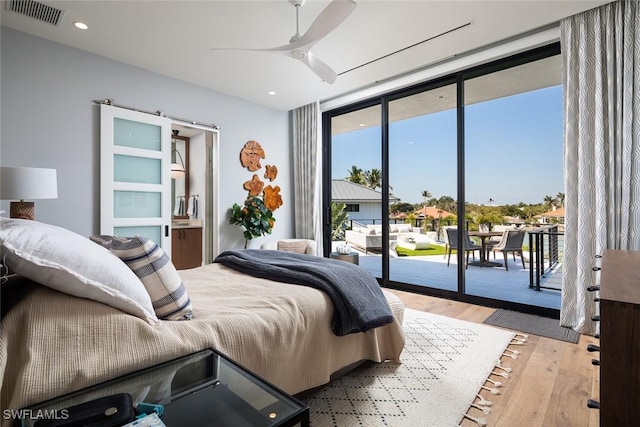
0;219;405;420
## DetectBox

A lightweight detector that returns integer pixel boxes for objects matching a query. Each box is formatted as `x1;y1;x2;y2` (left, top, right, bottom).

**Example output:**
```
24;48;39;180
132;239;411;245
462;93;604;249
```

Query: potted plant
229;197;275;248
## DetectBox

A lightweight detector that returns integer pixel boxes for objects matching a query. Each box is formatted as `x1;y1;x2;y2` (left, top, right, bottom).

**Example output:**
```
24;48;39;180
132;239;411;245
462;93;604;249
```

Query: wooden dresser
598;249;640;426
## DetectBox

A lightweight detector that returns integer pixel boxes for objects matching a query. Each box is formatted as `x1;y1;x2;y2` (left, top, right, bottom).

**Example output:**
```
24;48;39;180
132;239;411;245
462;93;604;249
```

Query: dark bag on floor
33;393;135;427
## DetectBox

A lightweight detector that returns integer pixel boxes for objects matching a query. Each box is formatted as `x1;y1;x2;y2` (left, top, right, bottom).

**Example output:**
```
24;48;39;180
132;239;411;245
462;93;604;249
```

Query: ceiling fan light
290;50;306;60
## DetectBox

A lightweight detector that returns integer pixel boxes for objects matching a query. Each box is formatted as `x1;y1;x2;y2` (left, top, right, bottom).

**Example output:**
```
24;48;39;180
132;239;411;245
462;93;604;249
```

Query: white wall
345;202;382;225
0;27;294;252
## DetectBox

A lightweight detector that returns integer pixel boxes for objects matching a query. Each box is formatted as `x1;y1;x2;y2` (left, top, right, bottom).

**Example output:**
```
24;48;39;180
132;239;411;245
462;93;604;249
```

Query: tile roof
414;206;455;218
537;207;565;218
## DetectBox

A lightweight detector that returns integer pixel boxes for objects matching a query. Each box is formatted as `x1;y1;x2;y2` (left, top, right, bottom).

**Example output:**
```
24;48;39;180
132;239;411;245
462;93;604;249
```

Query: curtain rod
93;99;220;130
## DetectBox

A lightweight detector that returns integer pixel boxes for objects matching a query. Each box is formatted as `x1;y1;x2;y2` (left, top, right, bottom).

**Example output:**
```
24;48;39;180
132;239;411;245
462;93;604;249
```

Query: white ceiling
1;0;610;112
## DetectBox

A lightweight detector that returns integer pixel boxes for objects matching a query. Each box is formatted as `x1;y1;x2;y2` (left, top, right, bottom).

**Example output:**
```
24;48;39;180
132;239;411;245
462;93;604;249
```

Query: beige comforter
0;263;405;416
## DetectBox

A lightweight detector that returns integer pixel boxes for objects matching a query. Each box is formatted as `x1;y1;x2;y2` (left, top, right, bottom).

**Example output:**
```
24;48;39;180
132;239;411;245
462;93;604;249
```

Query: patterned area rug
301;309;517;427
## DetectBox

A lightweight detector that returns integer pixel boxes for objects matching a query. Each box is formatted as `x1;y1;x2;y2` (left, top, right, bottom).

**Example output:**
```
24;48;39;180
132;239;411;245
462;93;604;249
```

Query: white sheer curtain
292;102;323;253
560;0;640;335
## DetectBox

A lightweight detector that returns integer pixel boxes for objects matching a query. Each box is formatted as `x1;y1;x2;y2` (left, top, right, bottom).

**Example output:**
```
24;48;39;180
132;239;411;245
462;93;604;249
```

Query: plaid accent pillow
277;240;309;254
91;235;193;321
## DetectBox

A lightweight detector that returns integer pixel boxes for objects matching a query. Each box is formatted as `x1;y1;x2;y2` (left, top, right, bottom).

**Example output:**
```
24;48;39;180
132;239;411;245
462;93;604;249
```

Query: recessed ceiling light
268;91;276;96
74;21;88;30
359;123;365;127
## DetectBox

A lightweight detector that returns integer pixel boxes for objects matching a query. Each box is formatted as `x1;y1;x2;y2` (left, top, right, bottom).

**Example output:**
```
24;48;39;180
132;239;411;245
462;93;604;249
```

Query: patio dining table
468;230;504;267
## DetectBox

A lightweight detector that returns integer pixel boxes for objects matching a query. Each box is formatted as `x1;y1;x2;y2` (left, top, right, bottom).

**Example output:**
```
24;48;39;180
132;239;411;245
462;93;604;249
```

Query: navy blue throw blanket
214;249;394;336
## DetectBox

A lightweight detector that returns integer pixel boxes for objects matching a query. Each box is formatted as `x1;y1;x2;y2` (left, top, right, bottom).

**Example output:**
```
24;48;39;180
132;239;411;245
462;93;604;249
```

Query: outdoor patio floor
354;251;562;310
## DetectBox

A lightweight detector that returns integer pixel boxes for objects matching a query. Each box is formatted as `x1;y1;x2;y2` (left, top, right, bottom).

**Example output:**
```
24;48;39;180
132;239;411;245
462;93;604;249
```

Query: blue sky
332;85;564;206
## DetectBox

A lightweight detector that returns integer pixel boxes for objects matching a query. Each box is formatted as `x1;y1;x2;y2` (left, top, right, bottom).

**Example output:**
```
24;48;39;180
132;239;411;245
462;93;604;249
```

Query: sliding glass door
323;44;563;315
328;103;382;279
387;83;458;291
463;54;564;310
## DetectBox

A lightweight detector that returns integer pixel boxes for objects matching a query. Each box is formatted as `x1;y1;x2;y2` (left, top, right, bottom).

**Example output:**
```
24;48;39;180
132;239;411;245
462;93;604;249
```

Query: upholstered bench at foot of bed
382;290;405;326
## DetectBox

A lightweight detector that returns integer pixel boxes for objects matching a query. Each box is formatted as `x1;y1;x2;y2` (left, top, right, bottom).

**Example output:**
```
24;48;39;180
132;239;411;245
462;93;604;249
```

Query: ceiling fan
212;0;357;84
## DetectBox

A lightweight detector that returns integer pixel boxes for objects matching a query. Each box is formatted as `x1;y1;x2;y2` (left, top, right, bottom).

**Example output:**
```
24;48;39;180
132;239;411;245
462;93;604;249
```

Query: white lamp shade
0;167;58;200
171;163;186;179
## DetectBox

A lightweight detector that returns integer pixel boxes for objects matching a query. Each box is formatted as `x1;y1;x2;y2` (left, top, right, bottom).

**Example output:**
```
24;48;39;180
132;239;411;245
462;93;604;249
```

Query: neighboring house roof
414;206;454;218
391;212;408;219
504;215;525;224
536;207;565;218
331;179;398;203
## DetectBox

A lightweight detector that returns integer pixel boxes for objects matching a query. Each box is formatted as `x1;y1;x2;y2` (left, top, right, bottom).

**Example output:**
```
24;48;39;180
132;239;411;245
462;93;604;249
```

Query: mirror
171;131;189;219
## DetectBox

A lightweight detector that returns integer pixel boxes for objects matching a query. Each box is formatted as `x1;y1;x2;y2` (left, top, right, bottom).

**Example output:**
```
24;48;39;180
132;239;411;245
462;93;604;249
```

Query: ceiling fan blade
216;0;357;53
209;46;292;53
293;0;357;50
301;51;338;84
211;1;356;54
210;0;353;83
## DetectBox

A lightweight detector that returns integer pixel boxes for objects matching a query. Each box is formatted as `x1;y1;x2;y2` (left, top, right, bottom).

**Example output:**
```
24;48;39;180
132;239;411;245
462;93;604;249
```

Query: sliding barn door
100;104;173;250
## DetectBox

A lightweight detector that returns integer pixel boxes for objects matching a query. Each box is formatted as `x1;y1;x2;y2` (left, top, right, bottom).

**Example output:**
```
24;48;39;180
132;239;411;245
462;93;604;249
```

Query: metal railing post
529;232;534;288
536;231;542;290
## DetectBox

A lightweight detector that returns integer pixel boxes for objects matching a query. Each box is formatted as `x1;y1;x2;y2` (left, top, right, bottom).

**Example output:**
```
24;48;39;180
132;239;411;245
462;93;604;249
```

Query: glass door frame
322;43;561;318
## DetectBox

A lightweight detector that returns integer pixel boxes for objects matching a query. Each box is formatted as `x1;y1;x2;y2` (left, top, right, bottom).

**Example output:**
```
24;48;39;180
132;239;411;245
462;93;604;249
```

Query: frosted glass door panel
101;104;172;251
114;191;161;218
114;118;162;151
114;226;161;244
114;155;161;184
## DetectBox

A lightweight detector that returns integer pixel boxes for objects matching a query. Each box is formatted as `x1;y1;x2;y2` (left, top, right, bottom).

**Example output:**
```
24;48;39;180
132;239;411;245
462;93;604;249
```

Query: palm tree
543;195;556;211
346;166;364;185
421;190;432;206
364;168;382;190
556;192;565;208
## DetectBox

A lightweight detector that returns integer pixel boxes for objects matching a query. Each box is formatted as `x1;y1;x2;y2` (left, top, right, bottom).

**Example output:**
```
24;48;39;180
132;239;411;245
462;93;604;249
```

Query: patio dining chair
490;230;526;271
445;228;482;269
485;225;517;258
442;226;454;258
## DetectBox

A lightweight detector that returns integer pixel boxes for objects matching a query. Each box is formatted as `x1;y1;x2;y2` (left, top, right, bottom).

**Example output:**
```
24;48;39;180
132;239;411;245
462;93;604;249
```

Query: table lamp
0;166;58;220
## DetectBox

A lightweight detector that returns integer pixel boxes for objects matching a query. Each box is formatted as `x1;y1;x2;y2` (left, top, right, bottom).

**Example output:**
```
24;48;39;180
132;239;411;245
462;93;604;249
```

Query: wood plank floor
388;289;600;427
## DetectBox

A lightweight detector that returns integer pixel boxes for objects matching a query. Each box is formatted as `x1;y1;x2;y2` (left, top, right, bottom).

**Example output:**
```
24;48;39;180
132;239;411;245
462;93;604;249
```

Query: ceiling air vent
5;0;65;27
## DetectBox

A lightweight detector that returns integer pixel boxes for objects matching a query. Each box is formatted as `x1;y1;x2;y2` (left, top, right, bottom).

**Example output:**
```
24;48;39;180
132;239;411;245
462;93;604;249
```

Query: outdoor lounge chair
445;228;481;269
490;230;526;271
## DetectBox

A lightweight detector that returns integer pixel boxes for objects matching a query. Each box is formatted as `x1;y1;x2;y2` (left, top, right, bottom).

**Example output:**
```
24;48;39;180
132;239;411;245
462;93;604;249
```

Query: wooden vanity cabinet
172;227;202;270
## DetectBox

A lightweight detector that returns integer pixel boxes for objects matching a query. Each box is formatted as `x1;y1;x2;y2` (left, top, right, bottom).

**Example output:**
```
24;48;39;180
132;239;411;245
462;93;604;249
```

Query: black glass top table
19;349;309;427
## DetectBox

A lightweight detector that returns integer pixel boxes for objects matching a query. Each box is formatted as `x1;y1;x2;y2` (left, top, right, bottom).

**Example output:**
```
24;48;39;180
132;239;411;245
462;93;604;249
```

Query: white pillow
367;224;382;232
0;218;159;325
397;224;413;233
